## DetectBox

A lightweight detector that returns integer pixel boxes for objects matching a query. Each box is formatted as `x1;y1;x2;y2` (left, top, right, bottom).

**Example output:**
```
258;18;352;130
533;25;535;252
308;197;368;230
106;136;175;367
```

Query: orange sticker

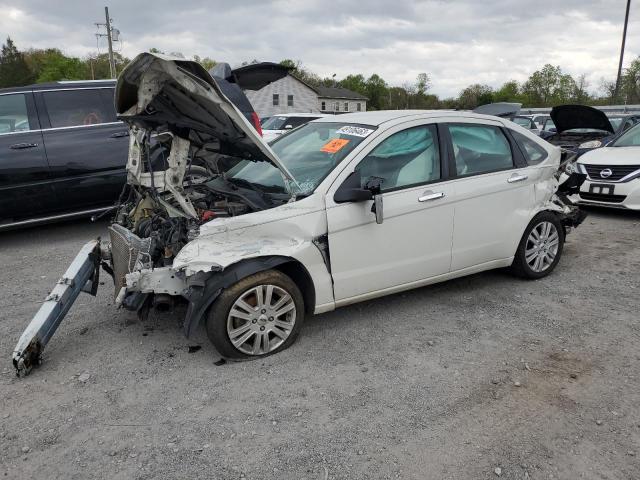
320;138;350;153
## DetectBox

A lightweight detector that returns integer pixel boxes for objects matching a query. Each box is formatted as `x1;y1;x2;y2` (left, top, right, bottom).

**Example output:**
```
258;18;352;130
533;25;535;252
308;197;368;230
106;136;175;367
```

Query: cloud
1;0;636;96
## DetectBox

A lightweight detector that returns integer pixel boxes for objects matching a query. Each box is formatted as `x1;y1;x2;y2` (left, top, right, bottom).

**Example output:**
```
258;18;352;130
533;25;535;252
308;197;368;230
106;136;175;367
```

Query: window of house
335;102;339;112
344;102;349;111
43;89;116;128
287;95;294;107
447;124;514;176
511;131;548;165
0;93;31;133
273;94;279;106
356;103;362;111
321;101;326;111
356;125;440;193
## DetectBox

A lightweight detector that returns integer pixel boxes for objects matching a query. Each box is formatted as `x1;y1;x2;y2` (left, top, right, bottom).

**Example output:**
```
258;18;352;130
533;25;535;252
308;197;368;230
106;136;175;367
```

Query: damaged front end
12;53;301;376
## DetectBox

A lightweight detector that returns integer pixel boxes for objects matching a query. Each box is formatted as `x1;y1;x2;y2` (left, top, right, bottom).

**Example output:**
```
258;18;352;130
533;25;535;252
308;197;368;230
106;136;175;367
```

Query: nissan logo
600;168;613;179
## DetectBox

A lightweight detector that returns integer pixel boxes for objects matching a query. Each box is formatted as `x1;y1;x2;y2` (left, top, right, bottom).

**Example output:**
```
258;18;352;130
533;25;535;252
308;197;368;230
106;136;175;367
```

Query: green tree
457;84;494;109
415;73;431;96
493;80;520;103
365;74;388;110
30;49;85;82
338;74;367;96
0;37;35;88
193;55;216;71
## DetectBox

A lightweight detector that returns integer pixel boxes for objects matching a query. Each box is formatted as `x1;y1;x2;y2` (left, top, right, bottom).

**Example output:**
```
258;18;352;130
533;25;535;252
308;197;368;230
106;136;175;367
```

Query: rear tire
206;270;305;359
511;211;564;279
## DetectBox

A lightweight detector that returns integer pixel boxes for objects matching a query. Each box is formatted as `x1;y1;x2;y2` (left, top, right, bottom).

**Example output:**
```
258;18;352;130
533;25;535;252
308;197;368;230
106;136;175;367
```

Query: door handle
507;174;528;183
110;131;129;138
418;191;445;202
9;142;38;149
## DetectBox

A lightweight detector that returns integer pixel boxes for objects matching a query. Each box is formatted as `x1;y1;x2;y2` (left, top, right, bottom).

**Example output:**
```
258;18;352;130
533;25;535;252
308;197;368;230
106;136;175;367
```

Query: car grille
108;224;151;298
579;192;627;203
585;164;640;181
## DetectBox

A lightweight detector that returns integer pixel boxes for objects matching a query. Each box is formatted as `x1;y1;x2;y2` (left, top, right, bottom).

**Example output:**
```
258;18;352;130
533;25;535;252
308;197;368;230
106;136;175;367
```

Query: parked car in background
262;113;332;142
13;54;588;374
574;122;640;209
0;80;129;230
472;103;540;134
541;105;615;155
0;61;268;231
510;115;541;135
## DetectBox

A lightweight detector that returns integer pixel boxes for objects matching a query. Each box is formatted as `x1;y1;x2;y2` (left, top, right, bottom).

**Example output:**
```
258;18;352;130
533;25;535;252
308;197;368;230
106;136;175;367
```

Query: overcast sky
1;0;638;97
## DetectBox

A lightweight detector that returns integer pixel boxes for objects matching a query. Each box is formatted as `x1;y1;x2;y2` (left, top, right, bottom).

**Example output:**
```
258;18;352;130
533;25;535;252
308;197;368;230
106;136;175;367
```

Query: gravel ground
1;207;639;480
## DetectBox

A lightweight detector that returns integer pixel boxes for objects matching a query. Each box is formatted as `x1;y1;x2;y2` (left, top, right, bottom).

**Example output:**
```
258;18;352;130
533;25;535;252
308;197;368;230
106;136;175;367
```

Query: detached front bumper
12;239;101;376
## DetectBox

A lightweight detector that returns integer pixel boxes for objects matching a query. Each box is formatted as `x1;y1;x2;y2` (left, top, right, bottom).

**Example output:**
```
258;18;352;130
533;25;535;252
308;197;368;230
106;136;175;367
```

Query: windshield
262;116;288;130
612;122;640;147
608;117;624;131
225;122;376;195
512;117;532;128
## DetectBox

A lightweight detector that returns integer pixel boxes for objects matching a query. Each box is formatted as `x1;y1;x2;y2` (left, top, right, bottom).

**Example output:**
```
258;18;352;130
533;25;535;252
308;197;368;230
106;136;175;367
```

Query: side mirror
334;170;373;203
333;171;384;224
284;124;293;130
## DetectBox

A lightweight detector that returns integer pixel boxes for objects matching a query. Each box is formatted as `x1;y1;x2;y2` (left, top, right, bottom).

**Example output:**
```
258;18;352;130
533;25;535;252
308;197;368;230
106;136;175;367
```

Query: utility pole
105;7;116;78
95;6;120;78
615;0;632;99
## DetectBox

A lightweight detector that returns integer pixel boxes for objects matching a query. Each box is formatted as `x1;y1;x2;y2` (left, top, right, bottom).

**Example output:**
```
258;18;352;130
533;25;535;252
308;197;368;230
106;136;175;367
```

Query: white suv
13;54;587;374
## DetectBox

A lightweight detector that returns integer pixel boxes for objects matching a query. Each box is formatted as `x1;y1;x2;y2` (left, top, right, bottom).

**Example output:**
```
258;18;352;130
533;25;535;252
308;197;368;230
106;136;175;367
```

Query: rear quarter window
43;88;117;128
511;130;548;165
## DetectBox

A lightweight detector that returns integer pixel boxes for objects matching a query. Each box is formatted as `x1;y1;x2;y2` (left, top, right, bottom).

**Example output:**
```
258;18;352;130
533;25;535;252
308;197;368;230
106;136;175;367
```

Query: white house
238;62;367;118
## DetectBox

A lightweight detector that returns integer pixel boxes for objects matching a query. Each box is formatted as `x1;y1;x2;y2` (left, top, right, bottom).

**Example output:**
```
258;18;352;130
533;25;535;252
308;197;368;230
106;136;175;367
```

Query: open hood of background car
473;102;522;117
115;53;296;184
550;105;614;134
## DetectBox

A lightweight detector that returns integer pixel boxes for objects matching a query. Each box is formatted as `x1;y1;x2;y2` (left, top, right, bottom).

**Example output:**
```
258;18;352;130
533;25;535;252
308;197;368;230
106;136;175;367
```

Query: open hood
550;105;614;134
115;53;295;183
473;102;522;117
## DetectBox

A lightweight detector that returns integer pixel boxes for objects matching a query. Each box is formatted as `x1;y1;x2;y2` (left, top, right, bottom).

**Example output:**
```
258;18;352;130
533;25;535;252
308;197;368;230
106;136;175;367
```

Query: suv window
356;125;440;192
448;124;513;176
0;94;31;133
42;89;117;128
511;130;548;165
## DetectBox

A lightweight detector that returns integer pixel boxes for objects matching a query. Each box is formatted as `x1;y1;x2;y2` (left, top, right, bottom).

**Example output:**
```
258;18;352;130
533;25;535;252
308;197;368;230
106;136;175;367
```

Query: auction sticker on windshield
336;126;375;137
321;138;350;153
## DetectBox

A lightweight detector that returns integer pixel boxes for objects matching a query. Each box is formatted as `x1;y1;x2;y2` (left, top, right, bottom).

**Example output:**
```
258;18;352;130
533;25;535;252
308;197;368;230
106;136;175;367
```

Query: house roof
313;85;368;101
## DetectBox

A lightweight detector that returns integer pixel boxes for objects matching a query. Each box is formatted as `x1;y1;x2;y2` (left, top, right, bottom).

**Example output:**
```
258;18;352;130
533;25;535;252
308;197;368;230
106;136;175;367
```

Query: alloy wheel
226;284;297;355
525;221;560;273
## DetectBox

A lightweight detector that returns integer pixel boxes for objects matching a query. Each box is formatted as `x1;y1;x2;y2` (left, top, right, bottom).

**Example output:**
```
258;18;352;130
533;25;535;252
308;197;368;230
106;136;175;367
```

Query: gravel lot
1;207;639;480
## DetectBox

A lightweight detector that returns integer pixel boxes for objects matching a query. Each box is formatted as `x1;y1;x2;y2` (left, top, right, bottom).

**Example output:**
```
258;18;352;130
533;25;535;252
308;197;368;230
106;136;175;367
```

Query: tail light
251;112;263;136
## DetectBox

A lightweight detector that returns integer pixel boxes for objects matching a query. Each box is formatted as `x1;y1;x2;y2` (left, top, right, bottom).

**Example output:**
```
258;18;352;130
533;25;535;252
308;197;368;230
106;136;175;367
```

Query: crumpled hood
550;105;614;134
115;52;295;183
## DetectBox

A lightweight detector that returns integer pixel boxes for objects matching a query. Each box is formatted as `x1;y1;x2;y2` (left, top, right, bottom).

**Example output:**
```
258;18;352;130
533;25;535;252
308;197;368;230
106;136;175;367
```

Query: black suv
0;80;129;229
0;63;286;230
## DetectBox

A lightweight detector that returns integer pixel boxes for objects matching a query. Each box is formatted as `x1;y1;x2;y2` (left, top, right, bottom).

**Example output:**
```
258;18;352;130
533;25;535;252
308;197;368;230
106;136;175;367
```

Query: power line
615;0;632;99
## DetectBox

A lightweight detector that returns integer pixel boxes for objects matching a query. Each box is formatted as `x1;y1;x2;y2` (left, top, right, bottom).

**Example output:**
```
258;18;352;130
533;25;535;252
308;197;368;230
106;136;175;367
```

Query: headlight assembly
579;140;602;149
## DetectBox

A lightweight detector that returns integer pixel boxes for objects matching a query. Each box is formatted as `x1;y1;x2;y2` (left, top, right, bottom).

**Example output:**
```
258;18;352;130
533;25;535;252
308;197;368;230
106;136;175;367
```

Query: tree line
2;36;640;109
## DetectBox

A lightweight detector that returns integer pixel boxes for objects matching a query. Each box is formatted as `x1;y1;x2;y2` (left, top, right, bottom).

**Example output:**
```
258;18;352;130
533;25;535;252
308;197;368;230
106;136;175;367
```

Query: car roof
271;113;333;118
0;79;116;95
312;109;503;127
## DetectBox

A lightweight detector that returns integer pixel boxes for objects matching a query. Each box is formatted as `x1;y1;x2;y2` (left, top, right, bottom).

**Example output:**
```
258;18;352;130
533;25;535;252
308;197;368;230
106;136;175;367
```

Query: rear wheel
511;212;564;279
206;270;305;359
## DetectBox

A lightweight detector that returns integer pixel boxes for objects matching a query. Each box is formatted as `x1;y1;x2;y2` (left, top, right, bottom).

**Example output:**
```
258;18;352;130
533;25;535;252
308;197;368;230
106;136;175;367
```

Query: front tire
511;212;565;279
206;270;305;359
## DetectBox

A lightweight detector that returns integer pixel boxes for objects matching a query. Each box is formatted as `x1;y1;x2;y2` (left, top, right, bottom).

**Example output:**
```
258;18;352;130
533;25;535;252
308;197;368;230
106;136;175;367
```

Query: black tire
206;269;305;359
511;211;565;279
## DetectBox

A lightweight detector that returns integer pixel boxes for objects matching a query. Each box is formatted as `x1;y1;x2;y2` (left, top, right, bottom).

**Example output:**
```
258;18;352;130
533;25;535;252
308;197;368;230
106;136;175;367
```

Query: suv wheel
511;212;565;279
206;270;305;359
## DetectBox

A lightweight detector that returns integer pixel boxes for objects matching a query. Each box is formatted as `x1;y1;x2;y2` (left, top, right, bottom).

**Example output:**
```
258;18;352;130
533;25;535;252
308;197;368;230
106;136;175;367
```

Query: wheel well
275;261;316;315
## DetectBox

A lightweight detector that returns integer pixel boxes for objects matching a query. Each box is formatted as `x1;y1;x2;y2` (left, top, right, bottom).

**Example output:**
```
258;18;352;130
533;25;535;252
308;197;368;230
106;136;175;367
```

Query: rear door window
447;124;514;176
0;93;31;133
42;88;117;128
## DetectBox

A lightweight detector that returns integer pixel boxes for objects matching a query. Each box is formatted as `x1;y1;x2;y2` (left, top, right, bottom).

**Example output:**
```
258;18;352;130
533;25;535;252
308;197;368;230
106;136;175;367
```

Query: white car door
444;120;539;271
325;121;455;304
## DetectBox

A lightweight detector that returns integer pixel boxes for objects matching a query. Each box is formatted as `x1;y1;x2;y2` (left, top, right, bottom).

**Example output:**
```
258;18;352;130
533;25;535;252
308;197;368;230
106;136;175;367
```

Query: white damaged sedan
13;54;587;374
